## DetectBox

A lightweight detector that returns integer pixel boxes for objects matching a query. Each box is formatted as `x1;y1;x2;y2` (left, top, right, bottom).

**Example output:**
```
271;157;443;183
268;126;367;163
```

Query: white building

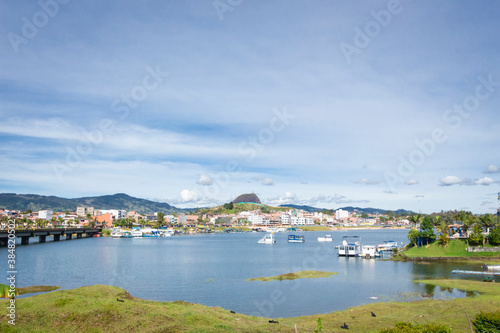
335;209;350;220
248;214;264;225
100;210;127;220
39;210;53;221
290;217;314;225
280;213;291;225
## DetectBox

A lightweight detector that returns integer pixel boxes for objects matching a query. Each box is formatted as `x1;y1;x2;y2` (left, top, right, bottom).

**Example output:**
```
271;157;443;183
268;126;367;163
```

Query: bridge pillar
77;233;82;239
66;234;72;240
21;236;30;245
39;235;46;243
53;234;60;241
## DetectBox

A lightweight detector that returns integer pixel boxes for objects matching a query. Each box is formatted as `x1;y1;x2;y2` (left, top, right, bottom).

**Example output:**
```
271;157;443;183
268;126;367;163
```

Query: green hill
0;193;181;214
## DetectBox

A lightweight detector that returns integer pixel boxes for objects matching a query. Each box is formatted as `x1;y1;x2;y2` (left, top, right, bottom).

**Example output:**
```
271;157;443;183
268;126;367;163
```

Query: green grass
1;280;500;332
299;226;332;231
400;239;500;258
247;270;338;281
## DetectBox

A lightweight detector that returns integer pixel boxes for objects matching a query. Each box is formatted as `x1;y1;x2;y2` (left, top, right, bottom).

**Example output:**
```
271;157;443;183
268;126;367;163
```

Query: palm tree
408;214;421;228
480;214;498;244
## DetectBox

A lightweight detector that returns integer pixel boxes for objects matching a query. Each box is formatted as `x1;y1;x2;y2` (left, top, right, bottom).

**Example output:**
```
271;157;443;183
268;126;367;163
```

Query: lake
1;229;488;318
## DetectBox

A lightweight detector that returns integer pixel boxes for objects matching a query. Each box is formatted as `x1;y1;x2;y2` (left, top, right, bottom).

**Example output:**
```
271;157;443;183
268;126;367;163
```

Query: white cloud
405;179;419;185
439;176;468;186
284;192;296;200
475;177;496;186
484;164;500;174
355;178;380;185
415;195;425;198
179;189;200;203
439;175;497;186
196;174;213;186
261;178;274;186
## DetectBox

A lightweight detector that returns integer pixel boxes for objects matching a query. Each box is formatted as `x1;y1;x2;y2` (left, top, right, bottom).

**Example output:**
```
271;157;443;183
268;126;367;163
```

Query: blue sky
1;0;499;213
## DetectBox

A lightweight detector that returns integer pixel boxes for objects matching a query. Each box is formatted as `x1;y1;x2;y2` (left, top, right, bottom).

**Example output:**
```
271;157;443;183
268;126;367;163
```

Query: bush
102;229;111;236
469;225;485;246
379;322;452;333
473;311;500;332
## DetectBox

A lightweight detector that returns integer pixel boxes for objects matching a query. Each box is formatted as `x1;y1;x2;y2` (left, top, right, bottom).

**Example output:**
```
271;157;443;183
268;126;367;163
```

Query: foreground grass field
1;279;499;332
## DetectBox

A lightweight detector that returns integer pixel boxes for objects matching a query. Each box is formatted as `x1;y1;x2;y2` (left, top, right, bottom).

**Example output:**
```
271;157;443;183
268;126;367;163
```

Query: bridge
0;228;102;246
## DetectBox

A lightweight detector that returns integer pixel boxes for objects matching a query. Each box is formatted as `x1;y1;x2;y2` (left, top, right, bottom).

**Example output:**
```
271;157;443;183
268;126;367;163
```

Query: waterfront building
39;210;53;221
76;206;94;217
335;209;350;220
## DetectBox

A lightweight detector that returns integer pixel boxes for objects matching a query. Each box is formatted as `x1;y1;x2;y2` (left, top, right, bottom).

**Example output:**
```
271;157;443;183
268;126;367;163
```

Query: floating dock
452;269;500;276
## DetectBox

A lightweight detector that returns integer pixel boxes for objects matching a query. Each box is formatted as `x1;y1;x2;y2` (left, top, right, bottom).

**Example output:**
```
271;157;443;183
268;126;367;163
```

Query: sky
1;0;499;214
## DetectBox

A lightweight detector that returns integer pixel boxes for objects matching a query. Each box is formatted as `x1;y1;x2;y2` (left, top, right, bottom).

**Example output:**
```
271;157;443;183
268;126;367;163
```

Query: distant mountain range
0;193;180;214
279;204;413;215
0;192;413;216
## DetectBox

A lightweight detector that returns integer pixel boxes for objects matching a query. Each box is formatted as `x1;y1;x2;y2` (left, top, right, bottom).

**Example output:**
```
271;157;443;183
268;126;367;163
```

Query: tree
436;219;450;246
488;225;500;246
419;216;435;245
407;228;419;247
480;214;497;232
408;214;421;228
157;212;165;225
468;225;484;246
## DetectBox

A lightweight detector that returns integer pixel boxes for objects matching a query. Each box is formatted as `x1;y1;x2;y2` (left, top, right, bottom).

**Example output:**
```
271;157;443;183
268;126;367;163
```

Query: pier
0;228;101;246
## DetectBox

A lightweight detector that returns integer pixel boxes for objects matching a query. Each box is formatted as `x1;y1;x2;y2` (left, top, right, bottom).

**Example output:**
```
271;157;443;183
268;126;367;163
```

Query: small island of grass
247;270;337;281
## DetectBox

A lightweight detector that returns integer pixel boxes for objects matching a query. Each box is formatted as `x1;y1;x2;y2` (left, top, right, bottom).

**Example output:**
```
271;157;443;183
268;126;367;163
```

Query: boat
142;228;162;237
483;264;500;271
288;235;305;243
267;227;286;233
360;245;378;258
258;233;276;244
132;227;143;238
317;235;333;242
452;269;500;276
336;236;362;256
110;228;123;238
121;231;133;238
376;240;398;250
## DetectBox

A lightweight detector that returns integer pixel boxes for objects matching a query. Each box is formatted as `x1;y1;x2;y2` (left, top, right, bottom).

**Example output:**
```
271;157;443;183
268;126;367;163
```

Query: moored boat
110;228;123;238
317;235;333;242
336;236;362;256
258;233;276;244
288;235;305;243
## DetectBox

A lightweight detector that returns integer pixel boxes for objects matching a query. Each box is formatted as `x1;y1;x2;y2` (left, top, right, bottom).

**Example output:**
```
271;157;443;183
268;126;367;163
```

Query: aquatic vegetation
246;270;338;281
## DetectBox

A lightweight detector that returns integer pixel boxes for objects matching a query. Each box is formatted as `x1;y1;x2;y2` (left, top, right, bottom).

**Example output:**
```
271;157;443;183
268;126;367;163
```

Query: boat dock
452;269;500;276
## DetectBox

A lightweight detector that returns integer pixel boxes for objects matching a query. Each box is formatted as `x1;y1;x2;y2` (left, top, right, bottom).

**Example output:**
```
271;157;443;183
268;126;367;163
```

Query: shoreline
2;280;499;332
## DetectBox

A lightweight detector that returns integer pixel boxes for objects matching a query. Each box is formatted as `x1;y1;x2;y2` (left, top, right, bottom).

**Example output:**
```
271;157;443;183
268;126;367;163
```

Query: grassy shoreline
393;239;500;263
1;279;499;332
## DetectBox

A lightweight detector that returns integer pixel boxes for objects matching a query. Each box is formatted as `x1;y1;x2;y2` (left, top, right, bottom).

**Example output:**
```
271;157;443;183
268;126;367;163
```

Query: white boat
360;245;378;258
258;233;276;244
142;228;162;237
317;235;333;242
267;227;286;233
377;240;398;250
336;236;362;256
110;228;123;238
132;227;143;238
483;264;500;271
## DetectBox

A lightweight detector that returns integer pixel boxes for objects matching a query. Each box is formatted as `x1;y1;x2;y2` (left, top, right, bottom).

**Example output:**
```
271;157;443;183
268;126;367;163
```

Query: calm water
1;229;488;318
